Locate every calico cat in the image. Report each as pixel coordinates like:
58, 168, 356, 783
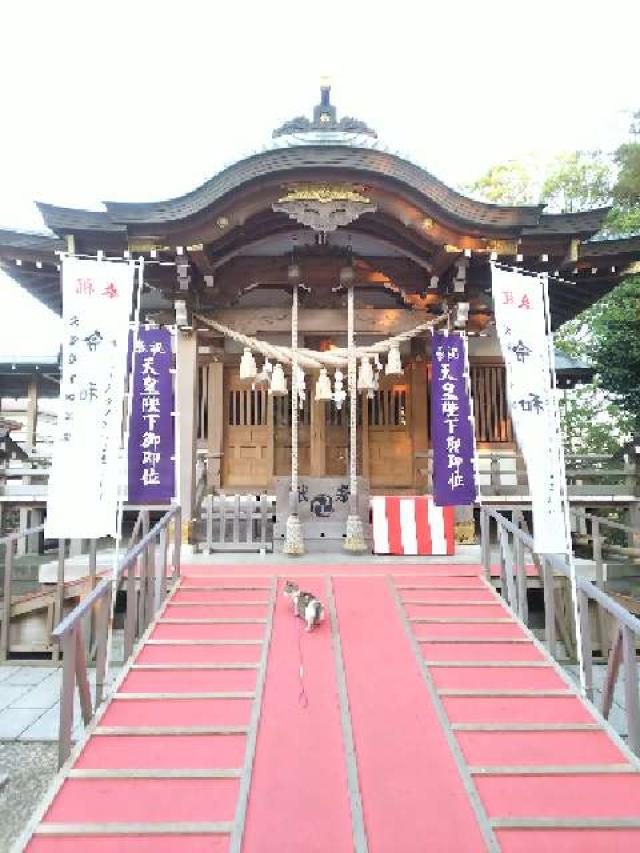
283, 580, 324, 631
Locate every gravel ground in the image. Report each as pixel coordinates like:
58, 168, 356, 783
0, 741, 58, 852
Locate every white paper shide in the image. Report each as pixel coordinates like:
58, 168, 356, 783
492, 265, 565, 553
45, 258, 134, 538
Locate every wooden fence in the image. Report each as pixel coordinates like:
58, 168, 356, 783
201, 493, 274, 553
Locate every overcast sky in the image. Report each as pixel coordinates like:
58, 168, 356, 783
1, 0, 638, 359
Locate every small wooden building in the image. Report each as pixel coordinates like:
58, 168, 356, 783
1, 85, 639, 527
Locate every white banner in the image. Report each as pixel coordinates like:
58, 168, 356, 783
492, 265, 566, 553
45, 258, 135, 539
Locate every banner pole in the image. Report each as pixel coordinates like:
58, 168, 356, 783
460, 329, 482, 507
541, 272, 586, 694
104, 257, 144, 687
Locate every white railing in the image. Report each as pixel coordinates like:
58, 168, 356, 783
480, 506, 640, 754
51, 505, 182, 767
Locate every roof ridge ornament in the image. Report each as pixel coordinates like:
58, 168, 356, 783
272, 182, 377, 233
272, 81, 377, 140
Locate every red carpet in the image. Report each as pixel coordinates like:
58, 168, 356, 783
333, 575, 487, 852
241, 577, 353, 852
22, 563, 640, 851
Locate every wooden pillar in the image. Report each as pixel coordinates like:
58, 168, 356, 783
206, 362, 223, 489
266, 392, 275, 488
310, 373, 326, 477
176, 330, 198, 534
19, 376, 39, 551
25, 376, 38, 454
361, 390, 369, 478
411, 360, 429, 493
347, 286, 357, 499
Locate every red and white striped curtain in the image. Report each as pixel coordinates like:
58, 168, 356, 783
371, 496, 454, 556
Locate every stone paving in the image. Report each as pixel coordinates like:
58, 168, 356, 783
0, 663, 120, 741
0, 741, 57, 851
0, 630, 123, 742
0, 638, 123, 850
565, 662, 634, 738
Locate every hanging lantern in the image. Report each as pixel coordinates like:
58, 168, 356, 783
240, 347, 257, 382
315, 367, 333, 402
385, 344, 403, 376
333, 369, 346, 409
269, 362, 288, 396
358, 356, 375, 391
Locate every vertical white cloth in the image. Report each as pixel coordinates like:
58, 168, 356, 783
45, 257, 135, 538
492, 265, 565, 553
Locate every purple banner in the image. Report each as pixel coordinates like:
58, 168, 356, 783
127, 328, 174, 504
431, 332, 477, 506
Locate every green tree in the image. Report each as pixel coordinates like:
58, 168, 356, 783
467, 133, 640, 452
466, 151, 612, 212
607, 117, 640, 233
558, 384, 633, 455
555, 308, 635, 454
604, 206, 640, 235
589, 277, 640, 432
612, 143, 640, 206
540, 151, 612, 213
465, 157, 541, 205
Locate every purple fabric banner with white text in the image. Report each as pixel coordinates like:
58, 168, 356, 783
431, 332, 477, 506
127, 328, 174, 504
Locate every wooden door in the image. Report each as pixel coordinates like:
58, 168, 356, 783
324, 397, 365, 477
325, 400, 348, 476
273, 390, 311, 478
222, 371, 271, 489
367, 377, 413, 491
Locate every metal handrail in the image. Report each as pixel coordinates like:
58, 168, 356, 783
51, 506, 180, 640
572, 507, 638, 535
1, 522, 81, 664
0, 522, 45, 545
52, 504, 182, 767
127, 509, 145, 550
481, 506, 640, 754
482, 506, 640, 635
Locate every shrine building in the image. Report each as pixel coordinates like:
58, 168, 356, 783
2, 84, 640, 536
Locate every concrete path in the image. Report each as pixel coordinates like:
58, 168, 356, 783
0, 664, 120, 741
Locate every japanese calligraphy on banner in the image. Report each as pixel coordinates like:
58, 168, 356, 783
127, 328, 175, 504
431, 332, 477, 506
45, 258, 135, 538
492, 265, 565, 553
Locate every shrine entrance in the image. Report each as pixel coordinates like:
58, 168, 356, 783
222, 370, 271, 489
367, 373, 413, 491
221, 362, 417, 493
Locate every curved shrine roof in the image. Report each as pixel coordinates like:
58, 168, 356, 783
96, 145, 547, 231
0, 84, 612, 243
0, 85, 636, 325
30, 142, 611, 244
